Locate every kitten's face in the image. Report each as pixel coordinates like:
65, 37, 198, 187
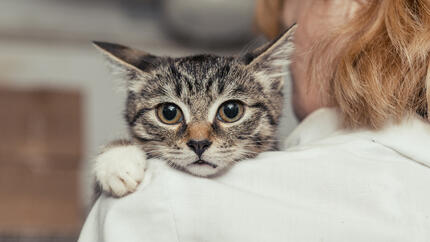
94, 26, 295, 176
125, 56, 284, 176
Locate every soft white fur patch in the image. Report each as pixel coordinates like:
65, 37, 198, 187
94, 145, 147, 197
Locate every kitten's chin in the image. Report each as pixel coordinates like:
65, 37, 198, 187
184, 163, 225, 177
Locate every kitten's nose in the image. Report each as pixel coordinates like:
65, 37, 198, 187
187, 139, 212, 157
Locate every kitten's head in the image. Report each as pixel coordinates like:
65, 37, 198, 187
94, 25, 295, 177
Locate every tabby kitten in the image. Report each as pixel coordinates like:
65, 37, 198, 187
93, 25, 295, 197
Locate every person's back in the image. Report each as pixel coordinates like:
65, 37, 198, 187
79, 108, 430, 242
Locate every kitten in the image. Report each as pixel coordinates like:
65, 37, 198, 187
93, 25, 295, 197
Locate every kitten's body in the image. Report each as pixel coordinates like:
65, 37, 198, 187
93, 26, 295, 197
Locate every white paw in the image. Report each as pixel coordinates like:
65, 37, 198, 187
94, 145, 146, 197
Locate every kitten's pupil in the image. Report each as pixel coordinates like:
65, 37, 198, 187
224, 102, 239, 119
163, 105, 177, 121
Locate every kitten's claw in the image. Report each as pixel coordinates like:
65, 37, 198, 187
94, 145, 146, 197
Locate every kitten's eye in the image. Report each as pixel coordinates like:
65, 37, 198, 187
157, 103, 183, 124
217, 100, 244, 123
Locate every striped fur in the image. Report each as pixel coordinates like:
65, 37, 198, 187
94, 25, 296, 177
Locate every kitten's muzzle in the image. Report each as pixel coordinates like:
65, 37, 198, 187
186, 139, 212, 157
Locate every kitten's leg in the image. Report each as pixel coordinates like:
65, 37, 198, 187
93, 140, 146, 197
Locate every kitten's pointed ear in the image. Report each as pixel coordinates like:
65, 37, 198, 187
93, 41, 159, 82
244, 24, 296, 67
242, 24, 296, 90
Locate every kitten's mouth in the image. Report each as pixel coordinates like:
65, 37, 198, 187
189, 159, 218, 168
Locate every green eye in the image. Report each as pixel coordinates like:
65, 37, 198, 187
157, 103, 183, 124
217, 100, 244, 123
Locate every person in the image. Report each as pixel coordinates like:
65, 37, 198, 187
256, 0, 430, 127
79, 0, 430, 241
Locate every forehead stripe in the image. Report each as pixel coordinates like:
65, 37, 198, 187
186, 78, 193, 92
206, 78, 214, 92
217, 80, 225, 94
169, 63, 182, 79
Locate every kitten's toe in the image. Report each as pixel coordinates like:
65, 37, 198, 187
106, 175, 133, 197
94, 145, 146, 197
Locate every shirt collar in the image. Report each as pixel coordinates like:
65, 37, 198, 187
284, 108, 342, 148
284, 108, 430, 168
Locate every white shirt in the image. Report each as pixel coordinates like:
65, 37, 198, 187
78, 108, 430, 242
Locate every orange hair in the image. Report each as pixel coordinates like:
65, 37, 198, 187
256, 0, 430, 129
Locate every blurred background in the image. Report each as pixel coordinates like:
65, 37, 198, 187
0, 0, 296, 241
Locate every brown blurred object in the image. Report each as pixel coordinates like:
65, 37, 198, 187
255, 0, 284, 39
0, 87, 82, 238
